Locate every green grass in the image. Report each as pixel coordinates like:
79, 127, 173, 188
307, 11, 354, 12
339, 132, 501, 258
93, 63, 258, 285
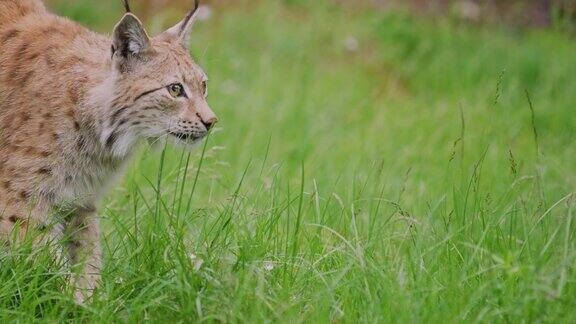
2, 0, 576, 322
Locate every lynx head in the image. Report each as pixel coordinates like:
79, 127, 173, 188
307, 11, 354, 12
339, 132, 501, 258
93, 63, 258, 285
102, 0, 217, 156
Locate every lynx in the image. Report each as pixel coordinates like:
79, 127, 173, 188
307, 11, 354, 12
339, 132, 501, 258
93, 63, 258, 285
0, 0, 217, 301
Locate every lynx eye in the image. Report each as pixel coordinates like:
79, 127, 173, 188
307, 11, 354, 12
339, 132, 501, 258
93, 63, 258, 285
168, 83, 186, 98
202, 81, 208, 98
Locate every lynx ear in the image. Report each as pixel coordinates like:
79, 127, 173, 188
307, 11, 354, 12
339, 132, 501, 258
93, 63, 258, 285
163, 0, 200, 49
111, 13, 152, 69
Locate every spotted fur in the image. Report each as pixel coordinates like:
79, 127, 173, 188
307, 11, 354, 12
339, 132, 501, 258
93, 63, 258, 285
0, 0, 217, 302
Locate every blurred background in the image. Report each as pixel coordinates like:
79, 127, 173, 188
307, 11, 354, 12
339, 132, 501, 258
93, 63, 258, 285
46, 0, 576, 31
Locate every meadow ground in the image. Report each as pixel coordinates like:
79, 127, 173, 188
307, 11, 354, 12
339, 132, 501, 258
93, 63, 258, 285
1, 0, 576, 322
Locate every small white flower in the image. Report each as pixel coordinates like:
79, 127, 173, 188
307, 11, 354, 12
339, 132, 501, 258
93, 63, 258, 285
343, 37, 359, 52
193, 258, 204, 272
263, 261, 274, 271
188, 252, 204, 272
115, 277, 124, 284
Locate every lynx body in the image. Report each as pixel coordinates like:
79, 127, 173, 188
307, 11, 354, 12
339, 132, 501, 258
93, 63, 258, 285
0, 0, 216, 301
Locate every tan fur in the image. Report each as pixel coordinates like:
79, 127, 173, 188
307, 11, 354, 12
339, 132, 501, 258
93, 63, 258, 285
0, 0, 217, 302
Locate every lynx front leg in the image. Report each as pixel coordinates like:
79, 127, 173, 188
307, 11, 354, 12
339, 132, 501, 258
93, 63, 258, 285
0, 199, 64, 258
66, 206, 102, 303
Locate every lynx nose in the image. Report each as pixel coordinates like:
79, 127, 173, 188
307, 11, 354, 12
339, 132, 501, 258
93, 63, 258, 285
196, 112, 218, 131
202, 117, 218, 131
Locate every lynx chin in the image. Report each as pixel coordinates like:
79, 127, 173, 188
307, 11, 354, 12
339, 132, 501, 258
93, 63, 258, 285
0, 0, 218, 302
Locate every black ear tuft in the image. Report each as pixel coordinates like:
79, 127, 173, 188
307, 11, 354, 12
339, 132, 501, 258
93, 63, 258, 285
122, 0, 131, 13
161, 0, 200, 49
